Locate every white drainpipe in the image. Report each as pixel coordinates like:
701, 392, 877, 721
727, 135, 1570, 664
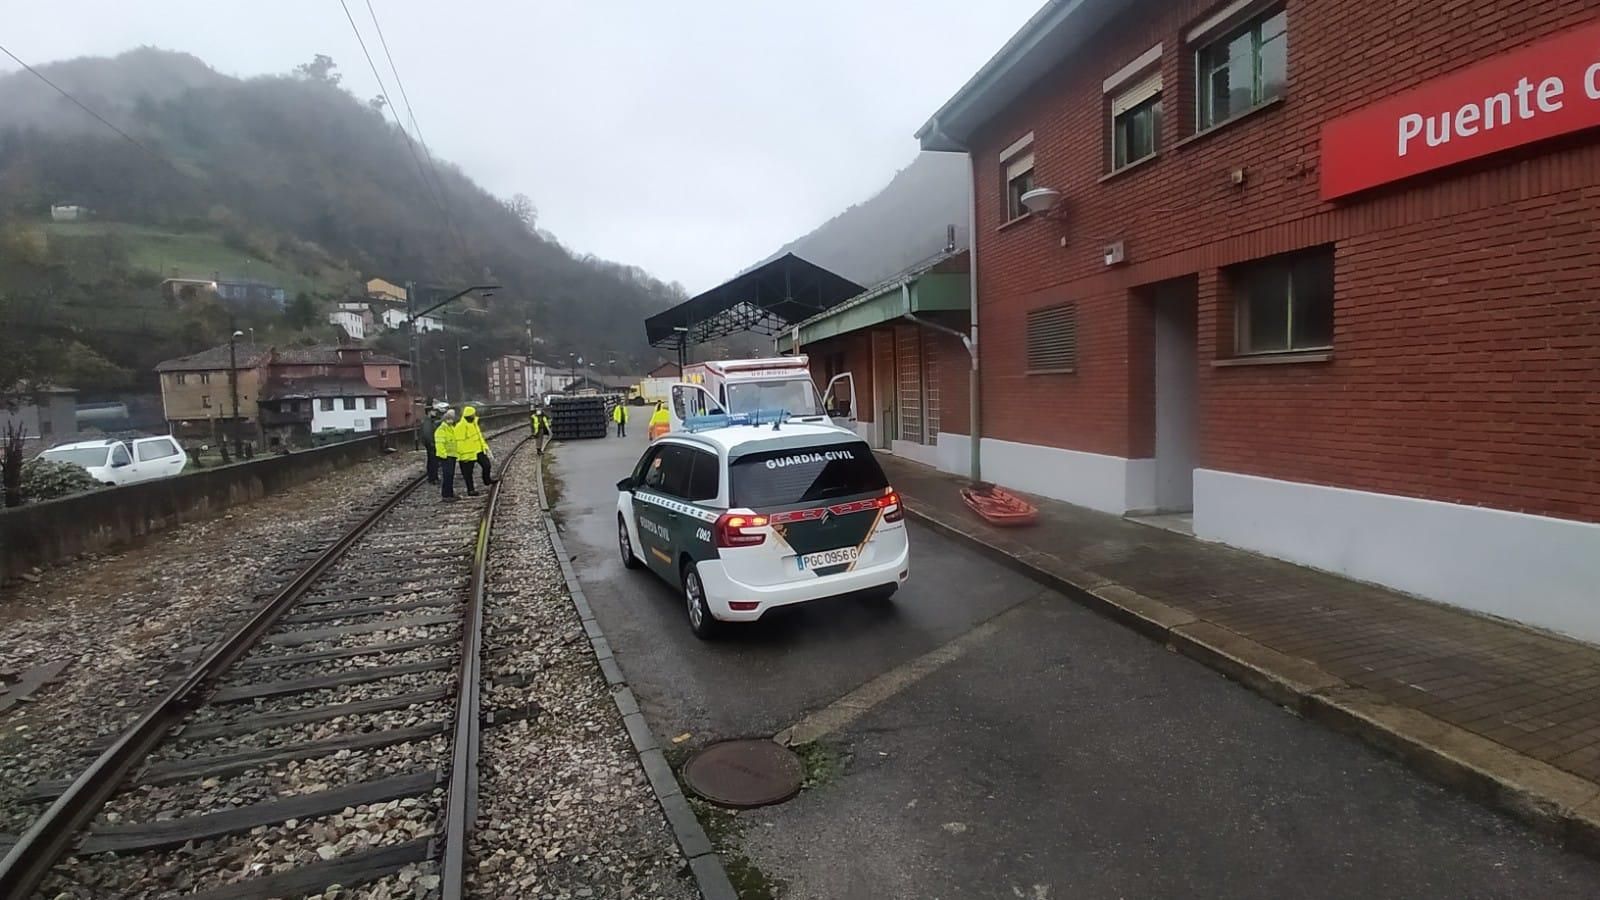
898, 137, 981, 484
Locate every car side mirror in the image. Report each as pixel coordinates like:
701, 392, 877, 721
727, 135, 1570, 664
616, 477, 635, 492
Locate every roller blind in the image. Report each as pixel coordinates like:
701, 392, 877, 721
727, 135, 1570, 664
1112, 74, 1162, 116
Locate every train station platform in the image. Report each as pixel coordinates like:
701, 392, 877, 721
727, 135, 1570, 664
878, 453, 1600, 850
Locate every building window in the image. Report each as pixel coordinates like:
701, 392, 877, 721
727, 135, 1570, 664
1230, 247, 1333, 355
1111, 74, 1162, 170
343, 397, 356, 410
175, 373, 187, 385
201, 395, 211, 408
379, 368, 388, 378
1000, 137, 1035, 222
321, 398, 334, 411
364, 397, 377, 409
199, 373, 211, 385
1195, 7, 1286, 131
1025, 304, 1077, 374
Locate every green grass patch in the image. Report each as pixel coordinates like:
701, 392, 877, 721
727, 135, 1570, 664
33, 220, 352, 295
793, 740, 847, 791
685, 796, 787, 900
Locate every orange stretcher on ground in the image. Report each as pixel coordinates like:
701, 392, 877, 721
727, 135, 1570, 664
961, 483, 1038, 526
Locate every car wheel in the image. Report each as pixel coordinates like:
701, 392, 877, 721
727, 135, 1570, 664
683, 562, 719, 640
618, 514, 644, 569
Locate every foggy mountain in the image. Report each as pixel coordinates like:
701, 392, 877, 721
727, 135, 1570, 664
754, 152, 970, 288
0, 48, 684, 375
0, 47, 225, 135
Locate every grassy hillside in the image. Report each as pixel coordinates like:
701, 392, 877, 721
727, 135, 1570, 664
32, 220, 356, 296
0, 47, 684, 399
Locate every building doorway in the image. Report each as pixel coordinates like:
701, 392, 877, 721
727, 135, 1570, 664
873, 329, 896, 449
1151, 277, 1199, 519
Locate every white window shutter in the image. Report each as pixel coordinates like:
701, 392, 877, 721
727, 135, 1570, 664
1005, 151, 1035, 182
1112, 74, 1162, 116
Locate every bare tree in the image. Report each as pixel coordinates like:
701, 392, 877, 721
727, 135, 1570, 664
2, 420, 24, 508
503, 193, 537, 232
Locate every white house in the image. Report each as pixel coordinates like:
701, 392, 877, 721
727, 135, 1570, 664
524, 359, 556, 398
328, 309, 366, 341
377, 306, 443, 333
310, 389, 388, 433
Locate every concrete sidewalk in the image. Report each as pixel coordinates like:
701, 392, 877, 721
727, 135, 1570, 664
880, 454, 1600, 853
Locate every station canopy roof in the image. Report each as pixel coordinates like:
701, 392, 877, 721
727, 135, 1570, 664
645, 254, 864, 348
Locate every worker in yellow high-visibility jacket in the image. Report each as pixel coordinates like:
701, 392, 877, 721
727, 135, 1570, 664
434, 408, 461, 501
612, 401, 629, 438
457, 405, 493, 487
530, 408, 552, 454
648, 401, 670, 441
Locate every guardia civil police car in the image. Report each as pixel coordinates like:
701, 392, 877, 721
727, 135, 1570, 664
615, 413, 909, 638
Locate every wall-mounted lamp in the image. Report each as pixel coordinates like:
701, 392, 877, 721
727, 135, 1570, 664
1020, 187, 1063, 215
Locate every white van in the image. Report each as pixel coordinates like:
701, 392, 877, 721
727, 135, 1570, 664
39, 437, 188, 487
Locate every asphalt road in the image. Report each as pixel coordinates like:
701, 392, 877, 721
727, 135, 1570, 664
550, 428, 1600, 899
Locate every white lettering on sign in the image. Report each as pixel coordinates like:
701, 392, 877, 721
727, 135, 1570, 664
764, 449, 857, 470
1537, 76, 1565, 112
1322, 22, 1600, 199
1397, 74, 1566, 156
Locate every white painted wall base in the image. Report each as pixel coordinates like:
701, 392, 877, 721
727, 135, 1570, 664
890, 438, 940, 470
969, 437, 1154, 515
1194, 469, 1600, 643
936, 432, 971, 477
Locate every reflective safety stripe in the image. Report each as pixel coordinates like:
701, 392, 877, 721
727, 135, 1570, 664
635, 491, 719, 522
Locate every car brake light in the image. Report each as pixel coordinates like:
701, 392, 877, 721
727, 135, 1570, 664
715, 512, 768, 547
881, 488, 903, 523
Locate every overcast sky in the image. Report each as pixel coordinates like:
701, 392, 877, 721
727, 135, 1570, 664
1, 0, 1042, 293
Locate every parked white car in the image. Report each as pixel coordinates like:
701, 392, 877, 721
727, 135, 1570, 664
39, 437, 189, 487
616, 417, 908, 638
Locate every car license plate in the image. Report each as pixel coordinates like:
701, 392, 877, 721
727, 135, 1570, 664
798, 547, 858, 570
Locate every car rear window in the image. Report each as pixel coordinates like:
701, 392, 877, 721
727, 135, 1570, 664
42, 447, 110, 467
730, 441, 887, 509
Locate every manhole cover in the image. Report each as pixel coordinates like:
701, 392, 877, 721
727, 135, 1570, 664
681, 739, 804, 808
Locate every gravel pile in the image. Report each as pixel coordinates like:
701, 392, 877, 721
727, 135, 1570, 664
469, 446, 696, 899
0, 451, 428, 834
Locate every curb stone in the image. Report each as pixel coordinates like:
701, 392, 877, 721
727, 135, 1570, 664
537, 457, 737, 900
902, 495, 1600, 859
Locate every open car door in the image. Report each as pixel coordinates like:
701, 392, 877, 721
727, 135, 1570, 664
822, 372, 859, 432
669, 382, 724, 432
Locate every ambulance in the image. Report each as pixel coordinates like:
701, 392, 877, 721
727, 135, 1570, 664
668, 356, 856, 433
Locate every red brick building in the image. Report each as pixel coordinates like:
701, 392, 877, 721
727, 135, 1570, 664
817, 0, 1600, 639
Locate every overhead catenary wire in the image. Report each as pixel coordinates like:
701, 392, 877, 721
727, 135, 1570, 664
337, 0, 475, 272
365, 0, 480, 277
363, 0, 456, 223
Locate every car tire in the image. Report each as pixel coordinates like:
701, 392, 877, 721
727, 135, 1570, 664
682, 562, 720, 640
618, 514, 644, 570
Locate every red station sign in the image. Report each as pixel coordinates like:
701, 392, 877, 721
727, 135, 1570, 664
1320, 21, 1600, 200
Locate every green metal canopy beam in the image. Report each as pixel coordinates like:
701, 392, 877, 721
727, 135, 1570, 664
777, 272, 970, 352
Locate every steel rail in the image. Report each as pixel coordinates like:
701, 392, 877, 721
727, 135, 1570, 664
440, 435, 530, 900
0, 420, 530, 899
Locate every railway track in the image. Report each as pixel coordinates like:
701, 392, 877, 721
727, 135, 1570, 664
0, 427, 530, 900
